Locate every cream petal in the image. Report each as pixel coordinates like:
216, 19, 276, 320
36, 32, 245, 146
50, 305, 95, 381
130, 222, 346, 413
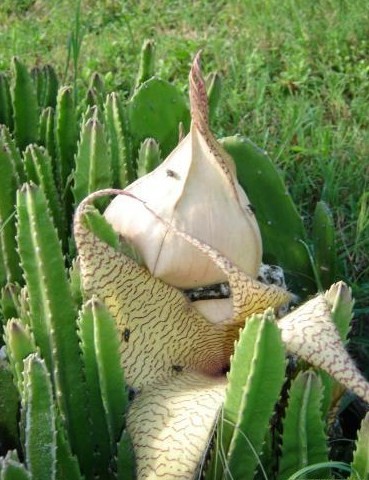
104, 52, 262, 310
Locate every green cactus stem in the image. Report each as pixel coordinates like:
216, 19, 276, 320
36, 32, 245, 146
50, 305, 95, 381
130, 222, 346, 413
312, 201, 338, 290
54, 415, 84, 480
78, 296, 129, 476
134, 39, 156, 91
11, 58, 39, 151
4, 319, 37, 395
16, 184, 94, 476
0, 125, 25, 183
350, 411, 369, 480
86, 72, 105, 112
1, 283, 21, 322
73, 107, 112, 205
0, 455, 31, 480
68, 260, 83, 309
137, 137, 161, 177
55, 86, 78, 188
89, 72, 106, 98
43, 64, 59, 109
208, 310, 285, 480
39, 107, 57, 166
116, 430, 135, 480
0, 73, 13, 131
0, 139, 22, 284
77, 300, 112, 476
104, 92, 133, 187
31, 64, 59, 110
90, 297, 128, 445
23, 144, 65, 243
31, 66, 45, 108
320, 282, 354, 416
0, 358, 20, 452
278, 371, 328, 480
22, 354, 56, 480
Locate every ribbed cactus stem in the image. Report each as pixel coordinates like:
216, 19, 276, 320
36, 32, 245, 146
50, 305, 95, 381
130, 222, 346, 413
86, 72, 105, 111
23, 354, 56, 480
90, 296, 128, 445
23, 144, 65, 243
0, 125, 24, 182
4, 319, 37, 395
43, 64, 59, 109
134, 39, 155, 91
0, 73, 13, 130
1, 282, 21, 321
312, 201, 338, 289
73, 107, 112, 205
78, 296, 129, 473
16, 184, 94, 476
77, 299, 113, 475
137, 137, 161, 176
31, 66, 45, 108
215, 311, 286, 480
0, 358, 19, 451
0, 456, 31, 479
55, 86, 77, 186
278, 371, 328, 480
39, 107, 57, 164
351, 411, 369, 480
104, 92, 133, 188
0, 136, 22, 284
11, 57, 39, 151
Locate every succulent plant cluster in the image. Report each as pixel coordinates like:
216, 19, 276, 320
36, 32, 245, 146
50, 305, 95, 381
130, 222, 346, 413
0, 41, 368, 480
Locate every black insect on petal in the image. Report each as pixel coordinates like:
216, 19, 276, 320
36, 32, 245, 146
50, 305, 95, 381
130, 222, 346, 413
123, 328, 130, 342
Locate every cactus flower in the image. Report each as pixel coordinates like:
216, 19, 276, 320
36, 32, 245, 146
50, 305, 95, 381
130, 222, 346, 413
104, 53, 262, 322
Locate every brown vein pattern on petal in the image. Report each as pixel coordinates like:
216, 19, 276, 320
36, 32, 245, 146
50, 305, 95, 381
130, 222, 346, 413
74, 190, 241, 388
277, 294, 369, 403
127, 372, 226, 479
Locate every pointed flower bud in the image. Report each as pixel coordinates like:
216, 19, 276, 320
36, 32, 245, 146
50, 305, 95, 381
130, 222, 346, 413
105, 53, 262, 321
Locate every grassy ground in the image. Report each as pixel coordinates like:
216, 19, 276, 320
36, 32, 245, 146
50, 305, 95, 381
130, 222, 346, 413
1, 0, 368, 299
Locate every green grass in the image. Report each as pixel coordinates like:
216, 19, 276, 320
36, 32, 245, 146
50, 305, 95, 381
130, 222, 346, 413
0, 0, 368, 293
